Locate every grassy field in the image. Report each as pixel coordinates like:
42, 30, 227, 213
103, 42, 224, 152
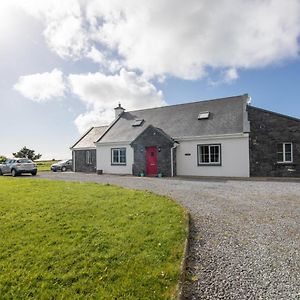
35, 160, 58, 172
0, 177, 187, 299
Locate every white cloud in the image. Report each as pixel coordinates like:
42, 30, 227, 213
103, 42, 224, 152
12, 0, 300, 135
13, 0, 89, 59
86, 46, 122, 72
14, 0, 300, 79
224, 68, 239, 83
14, 69, 66, 102
68, 69, 165, 133
209, 68, 239, 86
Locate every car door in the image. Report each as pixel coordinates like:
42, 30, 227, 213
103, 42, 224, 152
2, 160, 11, 174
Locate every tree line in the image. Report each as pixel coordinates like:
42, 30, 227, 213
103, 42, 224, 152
0, 147, 42, 163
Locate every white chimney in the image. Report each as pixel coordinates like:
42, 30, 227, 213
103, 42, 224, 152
114, 103, 125, 119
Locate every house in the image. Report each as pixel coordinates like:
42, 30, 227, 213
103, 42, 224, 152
71, 94, 300, 177
71, 126, 108, 172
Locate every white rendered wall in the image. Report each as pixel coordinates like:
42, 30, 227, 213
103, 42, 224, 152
176, 136, 250, 177
96, 144, 134, 174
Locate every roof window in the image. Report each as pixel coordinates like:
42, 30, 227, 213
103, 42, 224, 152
198, 111, 210, 120
132, 119, 144, 127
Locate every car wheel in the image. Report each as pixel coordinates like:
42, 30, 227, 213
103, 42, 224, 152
52, 169, 57, 172
0, 169, 3, 176
11, 169, 18, 177
31, 171, 37, 176
61, 166, 67, 172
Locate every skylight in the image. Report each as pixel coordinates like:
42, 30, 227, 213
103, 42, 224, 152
132, 119, 144, 127
198, 111, 210, 120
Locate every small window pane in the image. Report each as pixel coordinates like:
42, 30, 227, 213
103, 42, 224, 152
200, 146, 209, 163
277, 152, 283, 162
285, 153, 292, 162
277, 144, 283, 153
285, 143, 292, 153
210, 146, 219, 163
120, 149, 126, 163
113, 150, 119, 163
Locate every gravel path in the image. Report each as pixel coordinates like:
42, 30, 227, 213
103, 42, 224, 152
36, 172, 300, 299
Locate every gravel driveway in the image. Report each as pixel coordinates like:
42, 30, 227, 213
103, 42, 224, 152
36, 172, 300, 300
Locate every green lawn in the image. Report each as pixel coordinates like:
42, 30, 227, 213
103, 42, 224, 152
35, 160, 58, 172
0, 177, 188, 299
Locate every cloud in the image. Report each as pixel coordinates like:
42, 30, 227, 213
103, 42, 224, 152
15, 0, 300, 79
68, 69, 165, 133
14, 69, 66, 102
13, 0, 89, 59
12, 0, 300, 135
223, 68, 238, 83
209, 68, 239, 86
86, 46, 122, 72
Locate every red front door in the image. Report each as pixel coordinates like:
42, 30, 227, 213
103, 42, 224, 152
146, 147, 158, 176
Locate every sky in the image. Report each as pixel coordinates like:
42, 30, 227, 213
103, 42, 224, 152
1, 0, 300, 160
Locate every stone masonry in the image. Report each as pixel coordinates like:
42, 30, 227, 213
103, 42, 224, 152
248, 106, 300, 177
131, 125, 175, 177
73, 149, 97, 172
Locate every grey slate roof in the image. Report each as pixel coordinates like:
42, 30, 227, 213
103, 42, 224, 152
99, 95, 249, 143
72, 126, 108, 149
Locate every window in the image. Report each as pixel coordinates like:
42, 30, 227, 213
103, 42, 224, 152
86, 151, 92, 165
277, 143, 293, 163
17, 159, 32, 163
198, 144, 221, 165
132, 119, 144, 127
198, 111, 210, 120
111, 148, 126, 165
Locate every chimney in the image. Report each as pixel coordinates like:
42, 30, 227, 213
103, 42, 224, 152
114, 103, 125, 119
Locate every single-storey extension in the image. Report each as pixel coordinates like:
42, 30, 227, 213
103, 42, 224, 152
71, 94, 300, 177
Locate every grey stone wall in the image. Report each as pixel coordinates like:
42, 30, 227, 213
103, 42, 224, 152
248, 106, 300, 177
73, 149, 97, 172
131, 126, 175, 177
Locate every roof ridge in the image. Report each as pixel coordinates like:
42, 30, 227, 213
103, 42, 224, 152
125, 94, 247, 114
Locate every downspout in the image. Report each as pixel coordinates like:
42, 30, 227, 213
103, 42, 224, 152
170, 142, 179, 177
73, 150, 76, 172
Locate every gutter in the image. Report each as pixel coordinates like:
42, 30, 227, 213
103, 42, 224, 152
171, 142, 179, 177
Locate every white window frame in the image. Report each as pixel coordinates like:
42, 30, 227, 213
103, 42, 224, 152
277, 142, 293, 163
197, 144, 221, 166
111, 148, 126, 165
86, 150, 92, 165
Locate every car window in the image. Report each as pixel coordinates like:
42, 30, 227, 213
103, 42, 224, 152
17, 159, 32, 163
5, 160, 10, 164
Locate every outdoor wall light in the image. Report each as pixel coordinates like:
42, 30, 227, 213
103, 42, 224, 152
158, 147, 161, 152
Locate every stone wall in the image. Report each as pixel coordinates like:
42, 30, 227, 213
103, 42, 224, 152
73, 149, 97, 172
248, 106, 300, 177
131, 126, 175, 177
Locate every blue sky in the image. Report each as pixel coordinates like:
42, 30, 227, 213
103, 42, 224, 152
1, 0, 300, 159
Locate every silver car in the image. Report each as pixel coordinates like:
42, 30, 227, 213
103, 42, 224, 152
0, 158, 37, 177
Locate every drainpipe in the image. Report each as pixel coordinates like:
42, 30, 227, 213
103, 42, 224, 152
73, 150, 76, 172
170, 142, 179, 177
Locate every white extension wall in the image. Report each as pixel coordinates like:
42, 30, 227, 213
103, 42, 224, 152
96, 143, 134, 174
176, 134, 250, 177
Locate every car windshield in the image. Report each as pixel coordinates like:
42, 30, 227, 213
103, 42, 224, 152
59, 160, 69, 164
17, 159, 33, 163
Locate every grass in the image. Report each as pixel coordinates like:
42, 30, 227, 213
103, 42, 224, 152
0, 177, 188, 299
35, 160, 58, 172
